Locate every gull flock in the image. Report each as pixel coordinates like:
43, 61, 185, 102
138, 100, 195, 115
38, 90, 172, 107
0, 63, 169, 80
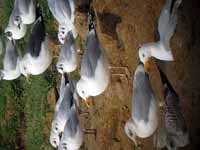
0, 0, 189, 149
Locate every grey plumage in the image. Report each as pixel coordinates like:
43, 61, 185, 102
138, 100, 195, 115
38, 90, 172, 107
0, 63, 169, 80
63, 107, 79, 139
51, 75, 74, 135
76, 13, 109, 102
159, 68, 189, 150
80, 29, 101, 78
0, 40, 21, 80
48, 0, 71, 24
132, 67, 153, 122
13, 0, 36, 25
50, 74, 78, 148
14, 0, 30, 15
5, 8, 27, 40
158, 0, 182, 46
3, 40, 18, 70
19, 12, 52, 76
0, 35, 3, 55
125, 64, 158, 145
55, 0, 72, 21
47, 0, 76, 44
58, 106, 83, 150
56, 31, 78, 73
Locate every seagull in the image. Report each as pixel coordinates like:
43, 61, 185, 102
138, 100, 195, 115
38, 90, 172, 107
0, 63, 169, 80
159, 68, 189, 150
19, 13, 52, 77
139, 0, 182, 71
56, 31, 78, 74
50, 74, 68, 148
47, 0, 76, 44
124, 64, 158, 146
13, 0, 36, 29
50, 75, 75, 148
0, 40, 21, 80
55, 74, 68, 112
76, 14, 109, 108
5, 6, 27, 40
58, 105, 83, 150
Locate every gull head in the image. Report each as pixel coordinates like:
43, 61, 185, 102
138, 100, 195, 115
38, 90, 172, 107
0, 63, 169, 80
57, 142, 68, 150
50, 130, 60, 148
58, 32, 66, 44
76, 80, 91, 108
5, 31, 13, 41
124, 119, 137, 145
56, 63, 64, 74
14, 16, 22, 29
5, 23, 27, 40
139, 45, 151, 73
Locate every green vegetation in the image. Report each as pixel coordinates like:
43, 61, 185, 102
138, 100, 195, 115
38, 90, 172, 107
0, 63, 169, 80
0, 0, 57, 149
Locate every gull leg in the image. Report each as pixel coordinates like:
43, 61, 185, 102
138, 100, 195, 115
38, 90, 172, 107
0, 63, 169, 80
108, 66, 131, 84
83, 129, 97, 140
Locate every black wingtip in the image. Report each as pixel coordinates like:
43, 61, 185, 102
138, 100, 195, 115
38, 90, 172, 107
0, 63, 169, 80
63, 73, 69, 85
54, 87, 59, 102
36, 4, 43, 19
87, 12, 95, 31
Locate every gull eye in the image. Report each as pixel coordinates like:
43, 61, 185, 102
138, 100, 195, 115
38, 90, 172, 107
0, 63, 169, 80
15, 16, 21, 23
82, 90, 85, 94
24, 66, 27, 70
142, 53, 145, 58
54, 141, 56, 144
6, 31, 12, 37
58, 67, 63, 70
55, 127, 58, 131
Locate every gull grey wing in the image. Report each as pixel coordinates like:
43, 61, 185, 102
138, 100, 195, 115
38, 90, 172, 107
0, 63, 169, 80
3, 41, 18, 70
26, 16, 45, 57
61, 32, 75, 60
0, 36, 3, 55
56, 0, 71, 19
80, 30, 101, 78
15, 0, 29, 15
158, 0, 171, 42
48, 0, 57, 19
132, 67, 154, 123
59, 73, 67, 96
158, 0, 181, 44
63, 108, 79, 138
55, 84, 73, 120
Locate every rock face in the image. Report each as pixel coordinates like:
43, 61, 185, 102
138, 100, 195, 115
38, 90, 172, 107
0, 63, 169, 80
75, 0, 200, 149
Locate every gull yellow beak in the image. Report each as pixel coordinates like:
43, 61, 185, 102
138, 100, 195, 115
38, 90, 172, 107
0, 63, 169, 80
144, 59, 150, 73
84, 97, 92, 108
